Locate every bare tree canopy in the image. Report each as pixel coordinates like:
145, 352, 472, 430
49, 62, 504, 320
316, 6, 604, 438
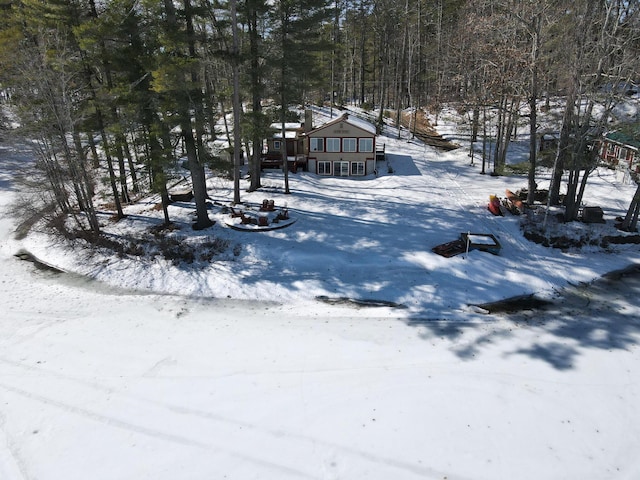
0, 0, 638, 233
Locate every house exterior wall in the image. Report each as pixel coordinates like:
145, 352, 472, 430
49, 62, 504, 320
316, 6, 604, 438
266, 138, 304, 157
599, 138, 640, 172
306, 116, 377, 176
262, 123, 307, 171
539, 133, 559, 152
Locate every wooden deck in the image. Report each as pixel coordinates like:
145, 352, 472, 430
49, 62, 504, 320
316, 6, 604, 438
260, 154, 307, 172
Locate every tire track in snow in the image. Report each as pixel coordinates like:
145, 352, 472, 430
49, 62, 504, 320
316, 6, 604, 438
0, 382, 206, 448
0, 412, 30, 480
0, 382, 326, 480
0, 358, 458, 480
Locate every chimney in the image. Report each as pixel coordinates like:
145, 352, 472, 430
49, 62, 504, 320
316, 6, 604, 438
304, 109, 313, 133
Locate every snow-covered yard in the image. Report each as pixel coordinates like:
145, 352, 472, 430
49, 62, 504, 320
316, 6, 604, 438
13, 109, 640, 319
1, 111, 640, 479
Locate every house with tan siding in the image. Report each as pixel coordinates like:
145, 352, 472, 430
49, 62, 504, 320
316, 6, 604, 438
305, 114, 377, 177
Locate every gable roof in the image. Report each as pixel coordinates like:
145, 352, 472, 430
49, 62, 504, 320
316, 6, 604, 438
309, 113, 376, 137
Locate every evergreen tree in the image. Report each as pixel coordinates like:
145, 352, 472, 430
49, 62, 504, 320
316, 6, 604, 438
240, 0, 270, 192
267, 0, 334, 194
152, 0, 214, 230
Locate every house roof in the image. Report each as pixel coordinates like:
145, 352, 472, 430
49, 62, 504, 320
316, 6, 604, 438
271, 122, 303, 131
274, 131, 298, 139
309, 113, 376, 137
605, 131, 640, 151
269, 122, 304, 139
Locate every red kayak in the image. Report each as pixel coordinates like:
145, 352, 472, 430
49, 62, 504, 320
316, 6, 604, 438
488, 195, 502, 216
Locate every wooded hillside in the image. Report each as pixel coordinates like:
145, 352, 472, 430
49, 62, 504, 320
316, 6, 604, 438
0, 0, 638, 233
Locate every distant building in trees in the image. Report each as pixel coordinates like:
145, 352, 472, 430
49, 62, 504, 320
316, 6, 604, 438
539, 132, 560, 153
598, 131, 640, 175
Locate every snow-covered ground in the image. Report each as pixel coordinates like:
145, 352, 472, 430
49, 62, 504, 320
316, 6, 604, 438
11, 107, 640, 319
1, 111, 640, 480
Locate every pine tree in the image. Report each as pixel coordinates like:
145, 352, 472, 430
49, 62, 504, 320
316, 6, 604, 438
240, 0, 270, 192
267, 0, 334, 193
152, 0, 214, 230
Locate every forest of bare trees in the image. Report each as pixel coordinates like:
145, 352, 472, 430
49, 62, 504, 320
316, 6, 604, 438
0, 0, 638, 234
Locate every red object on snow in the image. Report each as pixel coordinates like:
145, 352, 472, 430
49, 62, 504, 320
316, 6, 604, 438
488, 195, 502, 216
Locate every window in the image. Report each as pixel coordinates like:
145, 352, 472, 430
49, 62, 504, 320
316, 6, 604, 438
317, 161, 331, 175
359, 138, 373, 152
352, 161, 365, 176
326, 138, 340, 152
273, 140, 281, 151
619, 147, 628, 160
343, 138, 357, 152
310, 138, 324, 152
335, 161, 350, 176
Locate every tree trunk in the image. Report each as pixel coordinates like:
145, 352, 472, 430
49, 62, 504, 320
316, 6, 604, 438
471, 106, 480, 143
149, 127, 171, 226
63, 128, 100, 233
123, 132, 139, 194
280, 116, 290, 194
73, 130, 94, 197
248, 3, 263, 192
184, 0, 209, 170
496, 97, 517, 171
162, 0, 212, 230
183, 122, 213, 229
115, 140, 130, 204
493, 96, 508, 174
279, 6, 290, 195
481, 103, 487, 174
359, 0, 366, 105
574, 166, 592, 215
527, 17, 540, 205
394, 29, 407, 140
549, 91, 575, 205
38, 139, 71, 214
621, 184, 640, 231
87, 131, 99, 169
231, 0, 242, 204
96, 110, 124, 219
376, 59, 387, 134
563, 156, 579, 220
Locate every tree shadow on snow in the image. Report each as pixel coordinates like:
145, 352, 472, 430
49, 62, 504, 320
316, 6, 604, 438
0, 143, 34, 192
384, 153, 422, 176
405, 266, 640, 371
